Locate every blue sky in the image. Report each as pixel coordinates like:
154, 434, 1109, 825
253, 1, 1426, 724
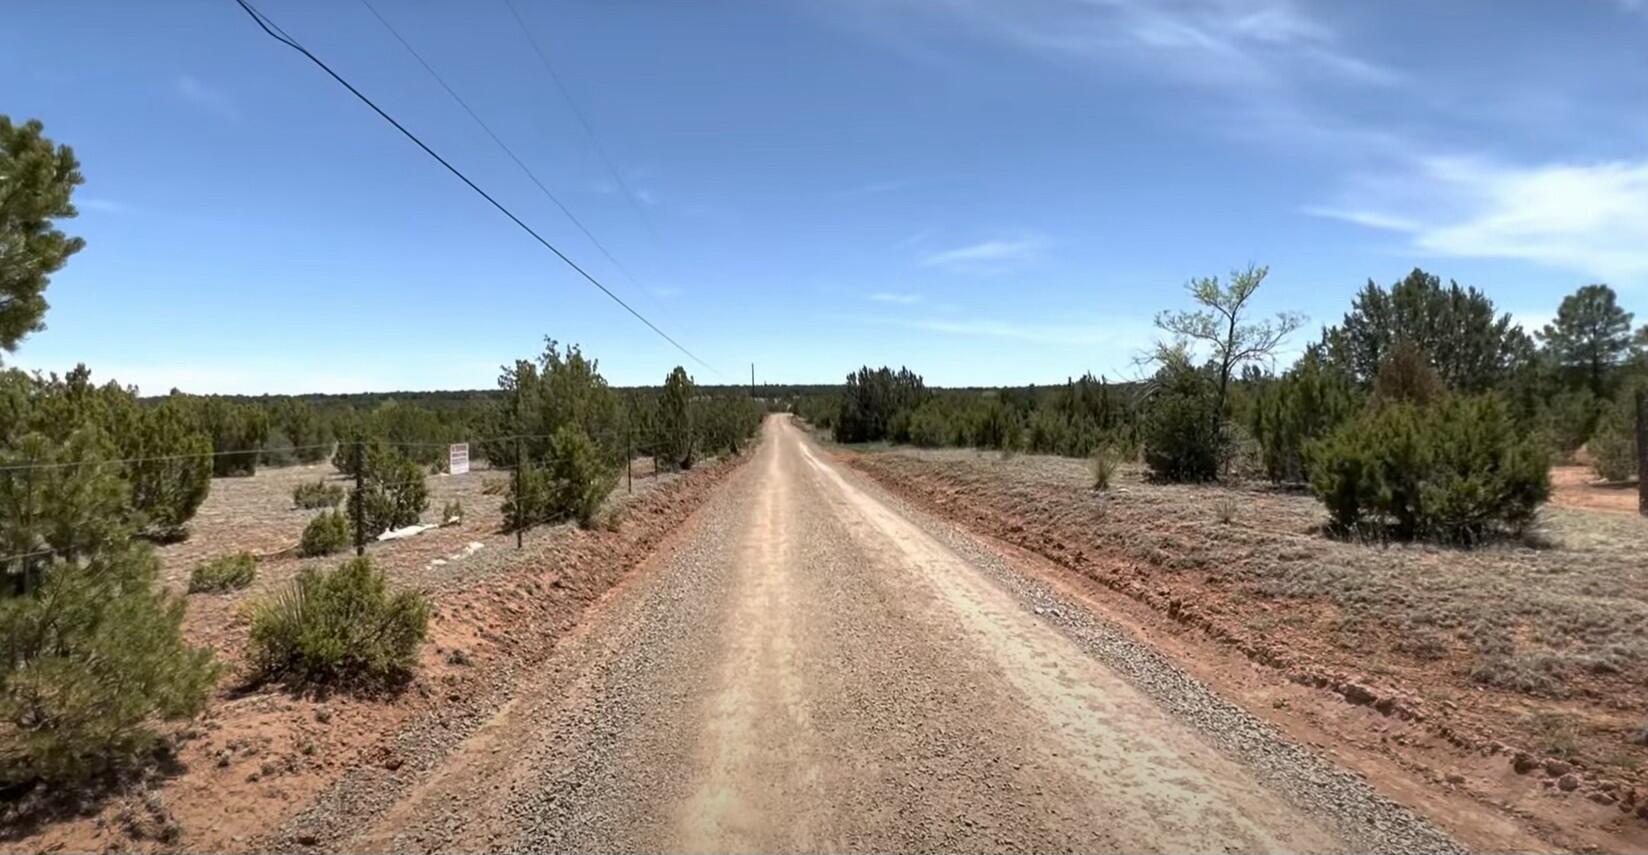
5, 0, 1648, 393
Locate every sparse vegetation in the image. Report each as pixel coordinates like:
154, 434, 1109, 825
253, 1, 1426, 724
187, 551, 256, 593
299, 509, 351, 557
246, 557, 429, 687
1090, 446, 1118, 490
1309, 394, 1549, 544
293, 479, 345, 509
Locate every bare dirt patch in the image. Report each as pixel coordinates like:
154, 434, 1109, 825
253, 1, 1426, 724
843, 445, 1648, 850
1550, 464, 1641, 515
4, 452, 748, 853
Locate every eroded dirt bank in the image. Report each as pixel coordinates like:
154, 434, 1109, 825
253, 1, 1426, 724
844, 444, 1648, 853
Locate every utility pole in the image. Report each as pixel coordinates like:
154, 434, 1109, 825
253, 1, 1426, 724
626, 421, 634, 495
750, 363, 755, 398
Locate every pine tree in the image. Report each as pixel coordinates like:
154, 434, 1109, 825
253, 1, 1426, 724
658, 366, 695, 470
1538, 284, 1635, 396
1324, 268, 1533, 392
0, 117, 84, 358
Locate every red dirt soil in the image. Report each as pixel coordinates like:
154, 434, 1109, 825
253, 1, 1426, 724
843, 448, 1648, 853
1550, 464, 1642, 514
3, 453, 749, 853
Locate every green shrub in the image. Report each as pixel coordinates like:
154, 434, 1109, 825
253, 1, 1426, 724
441, 498, 463, 524
0, 544, 218, 787
1308, 395, 1550, 544
292, 480, 344, 509
1589, 399, 1639, 483
299, 510, 350, 557
503, 425, 616, 530
1142, 356, 1223, 483
345, 445, 427, 538
1251, 352, 1359, 484
187, 552, 256, 593
246, 557, 429, 686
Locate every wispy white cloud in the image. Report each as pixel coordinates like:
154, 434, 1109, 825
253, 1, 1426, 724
175, 75, 238, 120
920, 234, 1047, 272
851, 0, 1398, 90
868, 291, 922, 304
1306, 157, 1648, 281
1299, 205, 1419, 232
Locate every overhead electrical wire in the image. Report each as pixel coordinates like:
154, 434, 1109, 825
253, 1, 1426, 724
231, 0, 717, 375
355, 0, 660, 313
500, 0, 660, 242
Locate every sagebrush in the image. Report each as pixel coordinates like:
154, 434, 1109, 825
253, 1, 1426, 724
246, 557, 429, 687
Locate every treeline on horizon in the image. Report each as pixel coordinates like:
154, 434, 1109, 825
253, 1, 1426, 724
789, 268, 1648, 545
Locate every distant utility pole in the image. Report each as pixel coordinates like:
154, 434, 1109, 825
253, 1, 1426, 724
750, 363, 756, 398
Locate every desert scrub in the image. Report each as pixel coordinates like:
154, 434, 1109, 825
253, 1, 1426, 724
187, 551, 256, 593
1308, 394, 1549, 545
292, 480, 344, 510
442, 498, 463, 524
0, 545, 218, 787
1090, 446, 1118, 490
247, 557, 430, 687
299, 509, 350, 557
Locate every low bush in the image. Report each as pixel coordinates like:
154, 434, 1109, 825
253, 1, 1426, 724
442, 498, 463, 525
1308, 395, 1549, 544
0, 544, 218, 787
292, 480, 344, 510
1588, 388, 1641, 483
187, 552, 256, 593
299, 510, 350, 557
246, 557, 429, 687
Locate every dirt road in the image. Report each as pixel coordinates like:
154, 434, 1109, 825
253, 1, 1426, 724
297, 416, 1457, 853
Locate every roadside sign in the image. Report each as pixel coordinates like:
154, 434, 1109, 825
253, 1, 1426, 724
448, 443, 470, 475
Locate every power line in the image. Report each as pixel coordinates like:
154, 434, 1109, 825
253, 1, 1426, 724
500, 0, 660, 242
355, 0, 660, 314
231, 0, 717, 375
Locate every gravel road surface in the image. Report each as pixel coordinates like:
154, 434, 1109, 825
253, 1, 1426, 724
334, 416, 1458, 853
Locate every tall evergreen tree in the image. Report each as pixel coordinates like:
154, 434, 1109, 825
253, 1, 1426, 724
658, 366, 696, 470
0, 117, 84, 359
1538, 284, 1634, 396
1324, 268, 1532, 393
